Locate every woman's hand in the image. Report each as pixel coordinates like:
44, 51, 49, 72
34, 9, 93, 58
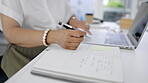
68, 17, 92, 35
47, 29, 86, 50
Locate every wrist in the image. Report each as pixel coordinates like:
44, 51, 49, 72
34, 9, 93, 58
46, 30, 57, 45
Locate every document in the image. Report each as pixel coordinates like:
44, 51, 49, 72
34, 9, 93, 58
32, 44, 123, 83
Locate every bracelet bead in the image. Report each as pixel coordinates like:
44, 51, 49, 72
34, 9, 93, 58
42, 29, 50, 47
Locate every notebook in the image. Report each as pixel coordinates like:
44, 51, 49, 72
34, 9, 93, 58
31, 44, 123, 83
84, 2, 148, 49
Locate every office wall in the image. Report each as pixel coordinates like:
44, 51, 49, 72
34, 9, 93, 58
93, 0, 103, 19
69, 0, 104, 20
131, 0, 139, 19
69, 0, 94, 20
131, 0, 147, 19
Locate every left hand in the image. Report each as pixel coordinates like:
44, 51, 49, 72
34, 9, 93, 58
69, 18, 92, 35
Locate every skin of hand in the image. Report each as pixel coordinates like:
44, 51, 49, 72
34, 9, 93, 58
68, 16, 92, 35
47, 29, 86, 50
46, 16, 90, 50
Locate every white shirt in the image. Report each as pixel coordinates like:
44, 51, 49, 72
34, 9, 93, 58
0, 0, 74, 30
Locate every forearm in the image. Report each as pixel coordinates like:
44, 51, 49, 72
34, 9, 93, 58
1, 14, 49, 48
4, 27, 45, 48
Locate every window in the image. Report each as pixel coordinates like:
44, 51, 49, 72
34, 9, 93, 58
103, 0, 132, 22
69, 0, 93, 20
69, 0, 132, 22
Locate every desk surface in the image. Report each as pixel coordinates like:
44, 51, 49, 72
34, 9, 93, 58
5, 22, 148, 83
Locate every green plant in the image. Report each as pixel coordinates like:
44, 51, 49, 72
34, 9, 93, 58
106, 0, 124, 8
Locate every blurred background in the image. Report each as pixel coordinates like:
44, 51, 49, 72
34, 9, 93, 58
0, 0, 148, 82
0, 0, 147, 55
68, 0, 144, 22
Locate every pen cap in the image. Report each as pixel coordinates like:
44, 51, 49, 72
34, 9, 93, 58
58, 22, 62, 25
58, 22, 76, 30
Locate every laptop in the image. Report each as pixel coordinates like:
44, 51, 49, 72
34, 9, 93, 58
85, 2, 148, 49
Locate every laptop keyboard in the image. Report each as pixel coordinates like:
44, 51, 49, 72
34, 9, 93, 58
105, 33, 129, 46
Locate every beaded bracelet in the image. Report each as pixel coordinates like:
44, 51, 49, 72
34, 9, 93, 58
42, 29, 50, 47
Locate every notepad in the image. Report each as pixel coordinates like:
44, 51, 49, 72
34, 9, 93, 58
31, 44, 123, 83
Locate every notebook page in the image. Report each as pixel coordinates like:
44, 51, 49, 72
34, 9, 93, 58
32, 44, 123, 83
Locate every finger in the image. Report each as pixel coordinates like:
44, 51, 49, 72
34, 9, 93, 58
85, 29, 92, 35
63, 42, 80, 50
78, 23, 92, 35
85, 24, 90, 30
77, 27, 92, 35
69, 30, 86, 37
68, 43, 80, 50
68, 37, 84, 43
81, 28, 92, 35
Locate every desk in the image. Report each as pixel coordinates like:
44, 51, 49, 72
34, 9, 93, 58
5, 22, 148, 83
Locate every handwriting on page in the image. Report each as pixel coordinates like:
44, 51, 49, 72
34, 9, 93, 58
64, 52, 114, 76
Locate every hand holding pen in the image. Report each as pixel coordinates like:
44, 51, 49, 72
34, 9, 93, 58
68, 19, 92, 35
58, 22, 92, 36
44, 21, 88, 50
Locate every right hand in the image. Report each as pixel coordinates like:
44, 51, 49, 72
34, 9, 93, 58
47, 29, 86, 50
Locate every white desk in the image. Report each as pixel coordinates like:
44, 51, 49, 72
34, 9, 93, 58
5, 22, 148, 83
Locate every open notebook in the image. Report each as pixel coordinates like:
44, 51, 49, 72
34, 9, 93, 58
31, 44, 123, 83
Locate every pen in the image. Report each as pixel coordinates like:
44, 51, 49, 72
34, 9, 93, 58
58, 22, 87, 33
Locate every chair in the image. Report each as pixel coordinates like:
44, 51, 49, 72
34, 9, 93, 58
0, 56, 8, 83
0, 25, 8, 82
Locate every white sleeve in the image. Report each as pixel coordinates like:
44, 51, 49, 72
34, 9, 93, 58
64, 0, 74, 23
0, 0, 23, 27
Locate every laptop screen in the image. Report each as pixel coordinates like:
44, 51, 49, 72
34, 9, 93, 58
128, 2, 148, 47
